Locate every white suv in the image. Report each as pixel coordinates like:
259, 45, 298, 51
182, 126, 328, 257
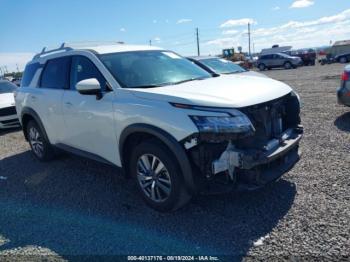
16, 43, 303, 211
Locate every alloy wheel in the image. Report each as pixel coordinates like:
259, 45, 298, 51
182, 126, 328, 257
136, 154, 172, 203
29, 126, 44, 158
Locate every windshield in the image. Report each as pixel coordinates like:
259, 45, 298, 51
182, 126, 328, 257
99, 51, 212, 88
199, 58, 246, 74
0, 81, 17, 94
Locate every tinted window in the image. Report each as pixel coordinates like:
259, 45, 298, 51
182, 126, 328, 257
41, 57, 70, 89
21, 63, 41, 87
70, 56, 106, 90
99, 51, 211, 88
0, 80, 17, 94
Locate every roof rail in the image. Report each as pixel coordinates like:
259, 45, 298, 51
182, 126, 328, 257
33, 41, 125, 60
33, 42, 73, 60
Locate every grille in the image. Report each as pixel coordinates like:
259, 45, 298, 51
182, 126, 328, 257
238, 94, 300, 150
0, 119, 19, 125
0, 106, 17, 117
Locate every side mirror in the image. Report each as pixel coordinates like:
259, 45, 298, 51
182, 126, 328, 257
76, 78, 102, 99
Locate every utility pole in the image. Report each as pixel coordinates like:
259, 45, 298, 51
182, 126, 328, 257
248, 23, 251, 57
16, 64, 20, 73
196, 28, 200, 56
149, 40, 152, 46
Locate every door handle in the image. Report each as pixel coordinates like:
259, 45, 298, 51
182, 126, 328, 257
30, 95, 37, 101
65, 102, 73, 107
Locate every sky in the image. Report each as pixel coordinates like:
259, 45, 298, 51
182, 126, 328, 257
1, 0, 350, 72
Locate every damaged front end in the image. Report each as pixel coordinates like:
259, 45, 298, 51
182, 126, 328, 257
182, 92, 303, 193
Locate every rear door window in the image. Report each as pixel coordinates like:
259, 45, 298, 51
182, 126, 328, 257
40, 57, 71, 89
70, 56, 106, 90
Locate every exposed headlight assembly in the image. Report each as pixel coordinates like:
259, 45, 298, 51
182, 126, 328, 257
190, 113, 254, 134
170, 103, 255, 134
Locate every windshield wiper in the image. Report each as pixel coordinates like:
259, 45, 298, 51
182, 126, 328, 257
172, 77, 209, 85
128, 83, 171, 89
222, 71, 245, 75
128, 77, 210, 89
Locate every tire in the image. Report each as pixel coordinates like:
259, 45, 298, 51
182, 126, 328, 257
284, 62, 292, 70
129, 139, 191, 212
258, 64, 266, 71
26, 120, 55, 161
340, 57, 348, 64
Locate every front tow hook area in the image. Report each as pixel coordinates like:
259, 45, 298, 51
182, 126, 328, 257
211, 128, 302, 190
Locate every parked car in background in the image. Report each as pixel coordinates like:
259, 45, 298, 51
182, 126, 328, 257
188, 56, 267, 78
284, 49, 316, 66
16, 43, 303, 211
257, 53, 303, 71
335, 53, 350, 64
0, 80, 20, 129
11, 78, 22, 87
337, 65, 350, 107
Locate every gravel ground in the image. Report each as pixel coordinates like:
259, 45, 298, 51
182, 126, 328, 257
0, 64, 349, 261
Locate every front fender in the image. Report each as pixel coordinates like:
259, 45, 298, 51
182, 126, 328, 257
119, 123, 196, 193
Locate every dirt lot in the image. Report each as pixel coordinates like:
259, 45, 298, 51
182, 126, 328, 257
0, 64, 349, 260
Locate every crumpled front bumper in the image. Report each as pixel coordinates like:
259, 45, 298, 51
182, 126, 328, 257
211, 126, 303, 190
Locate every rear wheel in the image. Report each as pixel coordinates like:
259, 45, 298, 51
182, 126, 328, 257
129, 140, 191, 212
26, 121, 55, 161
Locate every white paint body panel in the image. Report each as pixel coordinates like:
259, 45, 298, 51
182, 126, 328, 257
0, 93, 15, 108
130, 74, 292, 108
0, 93, 19, 129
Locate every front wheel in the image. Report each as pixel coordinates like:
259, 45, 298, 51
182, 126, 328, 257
284, 62, 292, 69
129, 140, 191, 212
258, 64, 266, 71
340, 57, 348, 64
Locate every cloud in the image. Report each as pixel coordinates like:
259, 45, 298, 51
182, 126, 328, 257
0, 53, 34, 72
220, 18, 257, 28
154, 37, 161, 42
153, 20, 157, 24
290, 0, 314, 8
120, 28, 126, 32
204, 8, 350, 54
222, 29, 239, 35
176, 19, 192, 24
272, 6, 280, 11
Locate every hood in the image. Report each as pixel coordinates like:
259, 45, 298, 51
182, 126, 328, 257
130, 74, 292, 108
0, 93, 15, 108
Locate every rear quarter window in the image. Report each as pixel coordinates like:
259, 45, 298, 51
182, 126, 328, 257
21, 63, 42, 87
